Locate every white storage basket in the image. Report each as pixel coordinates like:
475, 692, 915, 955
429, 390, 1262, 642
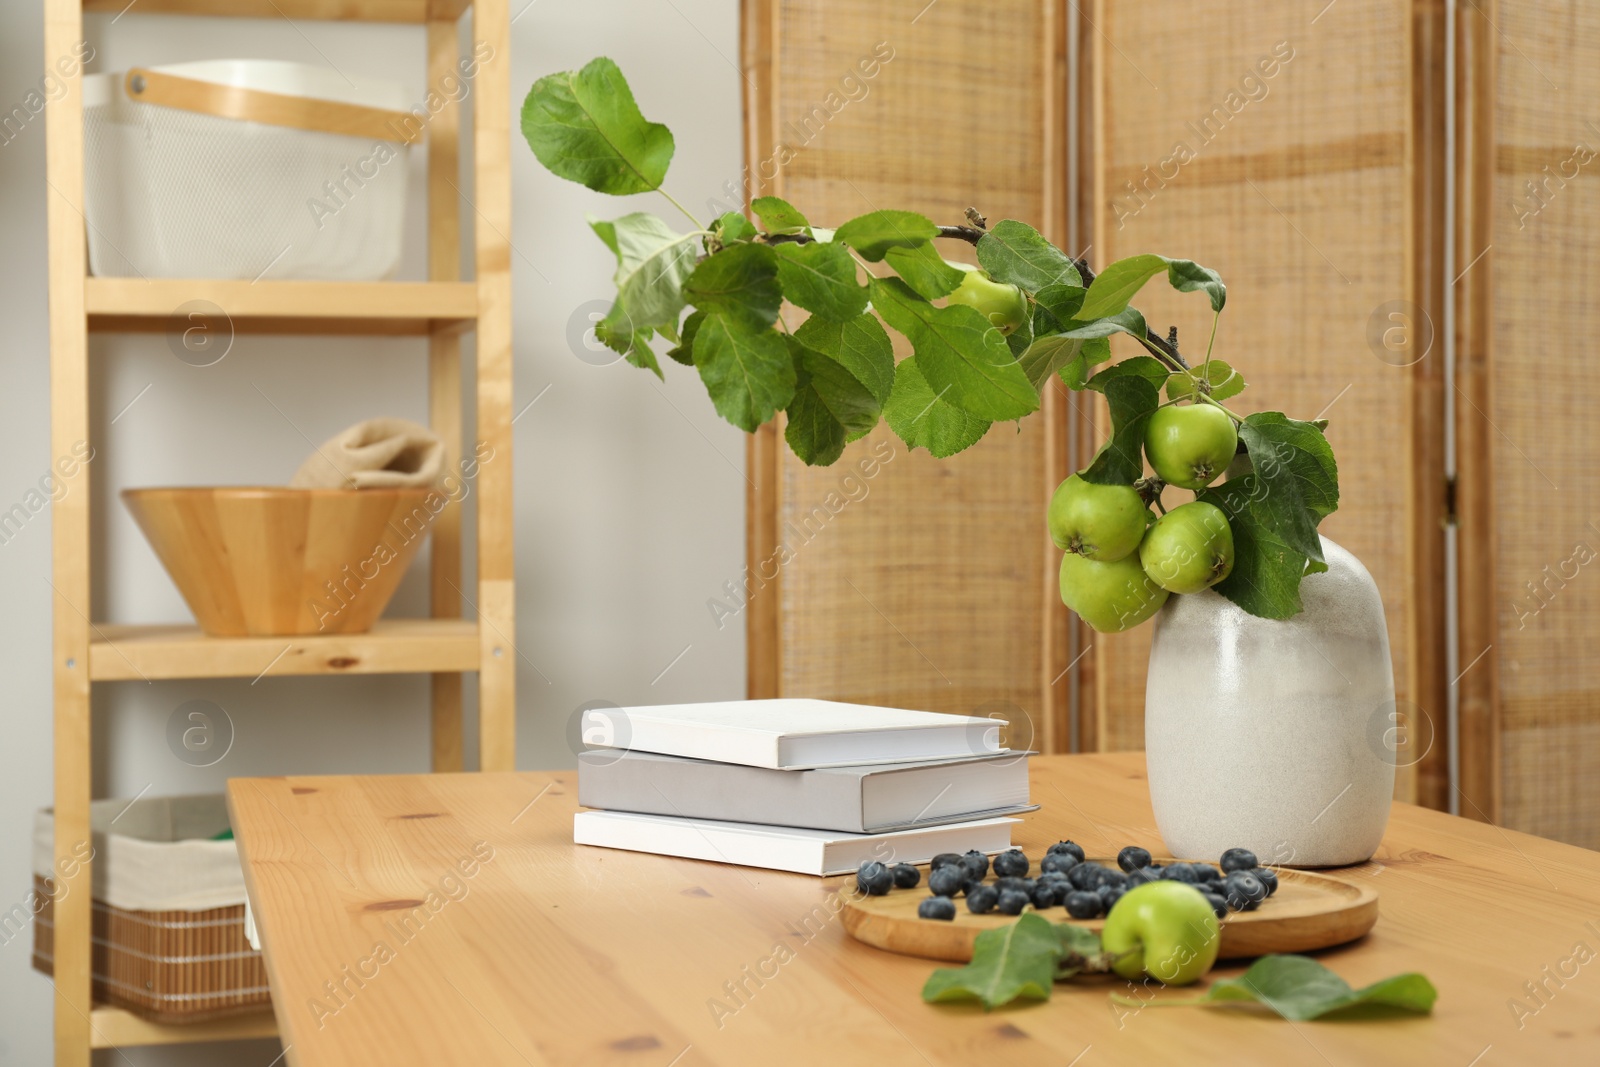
83, 60, 416, 281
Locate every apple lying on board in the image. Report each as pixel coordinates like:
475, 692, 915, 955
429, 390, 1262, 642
1144, 402, 1238, 490
1100, 880, 1222, 985
1047, 474, 1151, 562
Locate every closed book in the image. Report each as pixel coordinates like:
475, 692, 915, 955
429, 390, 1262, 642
578, 750, 1035, 833
579, 697, 1001, 769
572, 810, 1018, 876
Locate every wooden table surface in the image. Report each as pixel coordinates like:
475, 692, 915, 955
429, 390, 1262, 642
228, 753, 1600, 1066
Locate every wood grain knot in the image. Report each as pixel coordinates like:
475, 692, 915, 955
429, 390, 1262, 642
610, 1035, 661, 1051
680, 886, 712, 898
326, 656, 359, 669
397, 812, 443, 820
364, 899, 426, 912
291, 787, 318, 795
992, 1023, 1029, 1039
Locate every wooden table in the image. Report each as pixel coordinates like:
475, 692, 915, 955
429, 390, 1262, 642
228, 754, 1600, 1066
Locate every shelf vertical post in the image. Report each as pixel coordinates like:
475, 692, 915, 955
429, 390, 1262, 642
471, 0, 516, 772
427, 14, 466, 773
44, 0, 93, 1061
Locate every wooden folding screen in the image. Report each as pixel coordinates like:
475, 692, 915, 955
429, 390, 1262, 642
1457, 1, 1600, 847
740, 1, 1074, 749
1075, 0, 1448, 803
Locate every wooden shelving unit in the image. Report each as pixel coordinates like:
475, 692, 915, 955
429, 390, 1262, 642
43, 0, 516, 1062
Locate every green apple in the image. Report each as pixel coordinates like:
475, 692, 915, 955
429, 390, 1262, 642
946, 265, 1028, 335
1047, 474, 1150, 562
1144, 403, 1238, 490
1139, 501, 1235, 594
1059, 552, 1169, 633
1100, 880, 1221, 985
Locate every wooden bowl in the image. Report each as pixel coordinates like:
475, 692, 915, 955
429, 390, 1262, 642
122, 486, 441, 636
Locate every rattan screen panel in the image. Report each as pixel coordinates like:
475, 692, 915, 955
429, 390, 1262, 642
1479, 1, 1600, 848
1087, 0, 1414, 752
750, 1, 1064, 736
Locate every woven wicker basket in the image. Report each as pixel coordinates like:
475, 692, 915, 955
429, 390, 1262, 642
31, 875, 270, 1023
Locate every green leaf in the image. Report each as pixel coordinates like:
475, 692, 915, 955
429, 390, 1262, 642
1004, 311, 1034, 361
870, 277, 1039, 422
1055, 924, 1116, 979
1032, 284, 1086, 333
1080, 372, 1160, 485
922, 914, 1062, 1010
1057, 306, 1150, 344
794, 313, 895, 405
1019, 334, 1087, 392
784, 337, 881, 465
834, 210, 939, 261
883, 357, 991, 458
884, 241, 967, 300
1122, 955, 1437, 1021
588, 212, 698, 334
713, 211, 758, 244
691, 314, 796, 432
684, 243, 782, 332
594, 312, 662, 379
1085, 355, 1169, 393
521, 57, 674, 195
1072, 338, 1112, 388
1239, 412, 1340, 522
1167, 360, 1247, 402
751, 196, 809, 233
976, 220, 1081, 292
666, 309, 704, 366
774, 241, 867, 321
1079, 254, 1226, 319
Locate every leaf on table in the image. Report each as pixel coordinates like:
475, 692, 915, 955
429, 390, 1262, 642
1055, 924, 1115, 979
883, 357, 991, 458
922, 914, 1063, 1010
884, 240, 967, 300
587, 212, 699, 336
750, 195, 810, 234
690, 313, 796, 432
976, 220, 1081, 292
684, 243, 782, 332
783, 337, 881, 466
775, 241, 868, 322
521, 57, 674, 195
870, 277, 1039, 421
1079, 253, 1226, 319
1116, 955, 1438, 1021
833, 209, 940, 261
793, 312, 896, 405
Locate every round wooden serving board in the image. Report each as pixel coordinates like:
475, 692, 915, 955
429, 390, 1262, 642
842, 859, 1378, 963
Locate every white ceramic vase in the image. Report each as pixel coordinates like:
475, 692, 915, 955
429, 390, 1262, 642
1144, 537, 1395, 867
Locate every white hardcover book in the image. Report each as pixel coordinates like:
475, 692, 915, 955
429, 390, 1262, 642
572, 811, 1018, 876
580, 697, 1002, 769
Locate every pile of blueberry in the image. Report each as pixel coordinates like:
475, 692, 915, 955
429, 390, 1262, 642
854, 843, 1280, 922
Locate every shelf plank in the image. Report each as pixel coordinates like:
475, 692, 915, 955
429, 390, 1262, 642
89, 1006, 278, 1048
83, 0, 472, 22
86, 278, 477, 337
89, 619, 481, 681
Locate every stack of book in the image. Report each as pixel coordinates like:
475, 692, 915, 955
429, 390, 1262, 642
574, 698, 1035, 875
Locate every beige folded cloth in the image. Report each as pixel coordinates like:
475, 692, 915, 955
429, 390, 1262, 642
290, 418, 444, 489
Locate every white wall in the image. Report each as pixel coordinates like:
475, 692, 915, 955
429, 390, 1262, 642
0, 3, 744, 1062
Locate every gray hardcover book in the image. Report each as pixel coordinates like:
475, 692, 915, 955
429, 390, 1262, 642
577, 749, 1035, 833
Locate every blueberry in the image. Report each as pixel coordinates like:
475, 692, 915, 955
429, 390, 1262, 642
1251, 867, 1279, 896
856, 861, 893, 896
1030, 882, 1059, 909
1046, 840, 1087, 863
1223, 870, 1267, 910
995, 889, 1030, 916
1190, 864, 1222, 884
1098, 884, 1126, 912
1040, 852, 1080, 875
918, 895, 957, 921
889, 863, 920, 889
1064, 890, 1103, 919
1117, 846, 1153, 872
1125, 866, 1163, 887
1038, 869, 1072, 886
928, 865, 968, 898
966, 884, 999, 914
993, 876, 1030, 894
1220, 847, 1258, 873
1067, 863, 1104, 891
1096, 869, 1128, 891
930, 852, 965, 870
1201, 892, 1229, 919
1144, 864, 1166, 881
960, 849, 990, 881
1162, 863, 1197, 883
992, 849, 1030, 878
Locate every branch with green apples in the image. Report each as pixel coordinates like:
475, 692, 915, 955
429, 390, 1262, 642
521, 58, 1341, 626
